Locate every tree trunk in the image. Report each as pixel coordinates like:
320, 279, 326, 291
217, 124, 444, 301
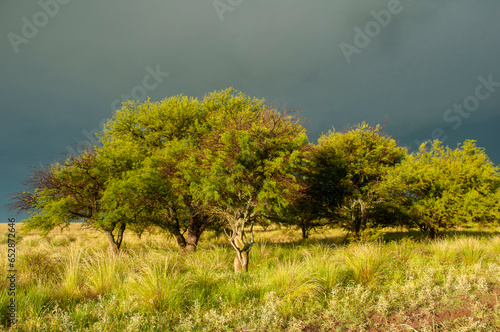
351, 198, 367, 238
301, 226, 309, 239
105, 231, 120, 255
104, 223, 126, 255
116, 222, 126, 249
186, 231, 199, 253
186, 212, 209, 252
227, 211, 254, 273
359, 199, 367, 232
428, 227, 437, 240
352, 199, 360, 237
234, 250, 249, 273
173, 232, 187, 252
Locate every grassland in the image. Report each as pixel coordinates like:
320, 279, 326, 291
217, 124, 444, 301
1, 223, 500, 331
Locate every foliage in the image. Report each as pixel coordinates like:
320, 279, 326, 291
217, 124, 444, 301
269, 152, 332, 240
9, 88, 500, 255
188, 89, 310, 271
312, 122, 407, 237
7, 148, 130, 253
383, 139, 500, 238
98, 96, 209, 252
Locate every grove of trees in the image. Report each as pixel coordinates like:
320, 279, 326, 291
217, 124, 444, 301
9, 89, 500, 272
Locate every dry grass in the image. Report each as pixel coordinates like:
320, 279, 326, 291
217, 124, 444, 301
0, 222, 499, 331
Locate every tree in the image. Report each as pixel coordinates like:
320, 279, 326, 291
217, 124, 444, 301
9, 148, 129, 254
9, 165, 73, 233
12, 91, 221, 253
273, 193, 326, 240
314, 123, 407, 237
382, 140, 500, 238
189, 89, 310, 272
268, 162, 330, 240
99, 96, 213, 252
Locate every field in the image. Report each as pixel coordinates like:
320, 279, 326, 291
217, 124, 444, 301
1, 223, 500, 331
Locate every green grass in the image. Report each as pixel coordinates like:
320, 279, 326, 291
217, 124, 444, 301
1, 223, 500, 331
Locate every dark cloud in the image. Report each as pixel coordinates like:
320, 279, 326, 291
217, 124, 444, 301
2, 0, 500, 220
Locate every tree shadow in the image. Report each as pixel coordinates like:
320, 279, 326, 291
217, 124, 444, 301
382, 228, 500, 243
441, 229, 500, 238
201, 226, 500, 251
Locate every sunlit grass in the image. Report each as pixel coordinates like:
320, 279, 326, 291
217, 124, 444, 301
130, 254, 187, 312
0, 223, 499, 331
59, 246, 85, 299
343, 243, 389, 286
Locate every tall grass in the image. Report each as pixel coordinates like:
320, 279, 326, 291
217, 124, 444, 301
130, 254, 187, 312
0, 224, 499, 331
343, 243, 389, 286
265, 258, 325, 317
84, 249, 129, 296
59, 246, 85, 299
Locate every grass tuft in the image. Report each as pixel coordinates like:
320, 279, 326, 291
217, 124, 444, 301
344, 243, 389, 286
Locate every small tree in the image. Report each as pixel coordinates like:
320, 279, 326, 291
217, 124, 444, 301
269, 164, 330, 240
382, 140, 500, 238
190, 89, 310, 272
9, 148, 128, 254
314, 123, 407, 238
99, 96, 214, 252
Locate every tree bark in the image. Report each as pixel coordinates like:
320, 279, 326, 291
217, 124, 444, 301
227, 209, 254, 273
301, 226, 309, 239
359, 199, 367, 233
173, 232, 187, 252
104, 223, 126, 255
428, 226, 438, 240
352, 199, 360, 236
116, 222, 126, 249
234, 250, 249, 273
185, 212, 209, 252
351, 198, 367, 237
186, 232, 199, 252
105, 231, 120, 255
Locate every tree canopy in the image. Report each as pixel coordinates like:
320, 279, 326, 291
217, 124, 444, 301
9, 89, 500, 271
382, 139, 500, 238
187, 90, 310, 271
312, 123, 407, 237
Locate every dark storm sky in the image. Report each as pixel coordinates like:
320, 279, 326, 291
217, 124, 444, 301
2, 0, 500, 221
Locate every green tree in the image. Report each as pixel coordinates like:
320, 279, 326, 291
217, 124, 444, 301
314, 123, 407, 238
190, 89, 310, 272
268, 160, 331, 240
382, 140, 500, 238
99, 96, 213, 252
10, 148, 129, 254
